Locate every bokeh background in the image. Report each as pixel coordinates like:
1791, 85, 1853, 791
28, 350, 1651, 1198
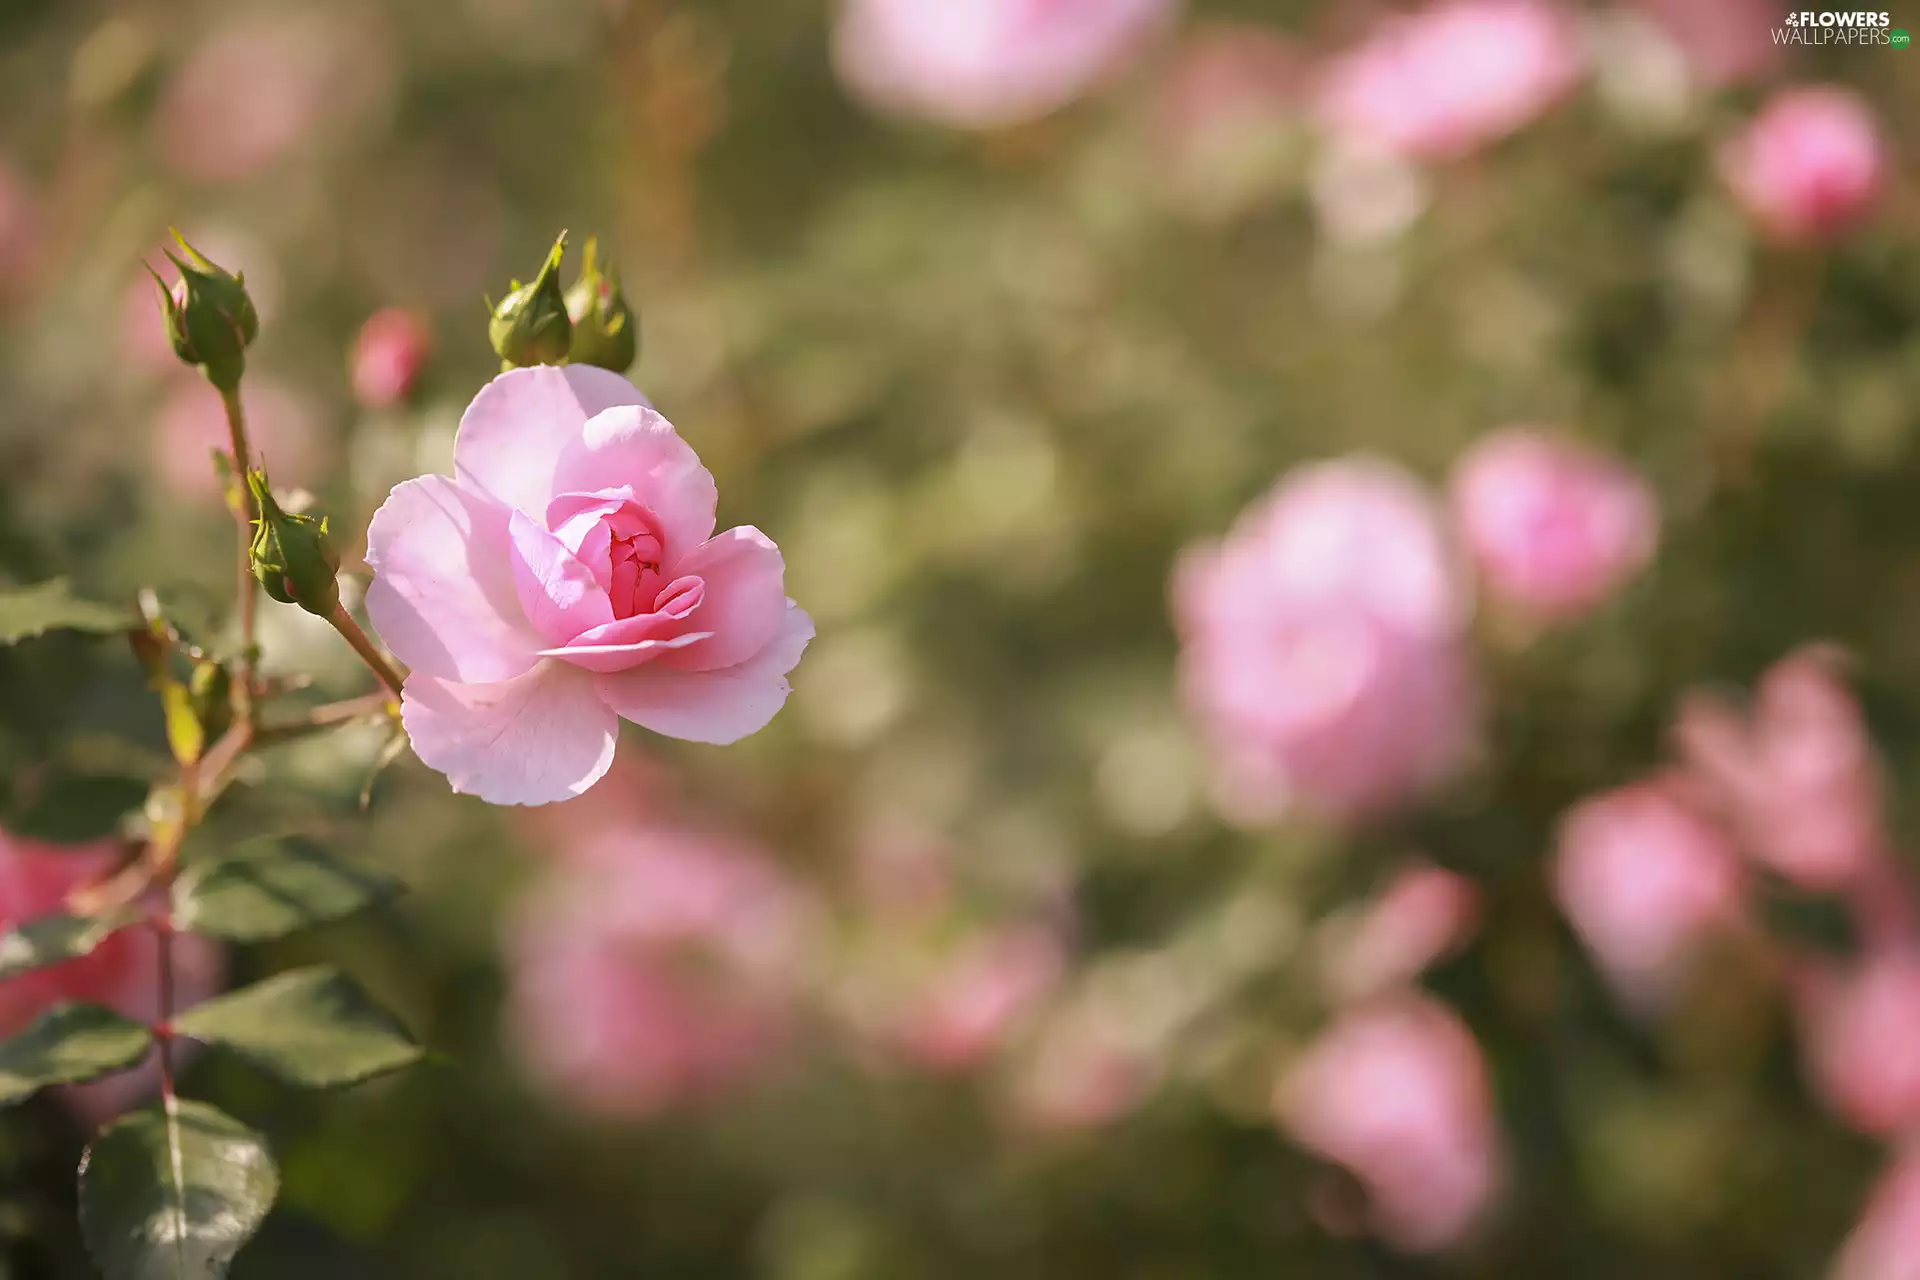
1, 0, 1918, 1275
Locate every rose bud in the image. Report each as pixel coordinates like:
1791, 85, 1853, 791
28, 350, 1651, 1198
151, 229, 258, 392
247, 470, 341, 616
489, 232, 573, 370
564, 236, 639, 374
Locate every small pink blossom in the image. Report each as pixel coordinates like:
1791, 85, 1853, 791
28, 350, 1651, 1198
834, 0, 1178, 130
1675, 646, 1886, 893
1552, 777, 1747, 1007
351, 308, 432, 410
1324, 862, 1481, 1002
0, 830, 222, 1126
505, 828, 812, 1118
365, 366, 812, 806
1450, 428, 1659, 621
155, 377, 324, 503
1276, 994, 1504, 1252
1315, 0, 1581, 162
1720, 87, 1886, 245
1173, 457, 1478, 824
1831, 1145, 1920, 1280
1796, 948, 1920, 1137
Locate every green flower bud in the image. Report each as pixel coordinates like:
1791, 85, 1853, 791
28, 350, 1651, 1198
488, 232, 573, 369
564, 237, 639, 373
151, 230, 258, 393
187, 659, 234, 743
247, 472, 341, 618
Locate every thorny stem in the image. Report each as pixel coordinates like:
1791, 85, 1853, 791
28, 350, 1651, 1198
326, 603, 408, 699
219, 384, 259, 719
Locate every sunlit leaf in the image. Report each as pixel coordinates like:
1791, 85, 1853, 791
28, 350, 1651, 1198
0, 1004, 151, 1104
171, 967, 423, 1089
0, 579, 131, 644
79, 1098, 277, 1280
170, 839, 401, 943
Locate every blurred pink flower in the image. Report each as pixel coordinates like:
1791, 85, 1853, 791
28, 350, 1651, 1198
1315, 0, 1581, 162
1832, 1145, 1920, 1280
1675, 647, 1885, 893
365, 366, 812, 806
1172, 457, 1478, 824
834, 0, 1178, 130
1720, 87, 1886, 245
1633, 0, 1782, 86
155, 376, 325, 503
1006, 999, 1155, 1131
1153, 23, 1300, 155
1552, 777, 1746, 1007
1324, 862, 1481, 1002
1796, 948, 1920, 1137
0, 159, 39, 293
0, 830, 222, 1127
1276, 994, 1503, 1252
890, 926, 1065, 1072
1450, 428, 1659, 621
506, 827, 813, 1118
351, 308, 433, 410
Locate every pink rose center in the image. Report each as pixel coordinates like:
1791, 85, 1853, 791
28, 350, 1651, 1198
547, 490, 684, 622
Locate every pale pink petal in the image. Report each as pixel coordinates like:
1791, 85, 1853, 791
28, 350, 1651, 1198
454, 365, 652, 516
365, 475, 543, 683
553, 405, 718, 562
596, 602, 813, 745
509, 510, 614, 647
660, 528, 789, 672
542, 631, 712, 676
401, 661, 618, 806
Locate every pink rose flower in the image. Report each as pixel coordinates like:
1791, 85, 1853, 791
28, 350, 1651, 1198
155, 377, 324, 504
1323, 862, 1481, 1002
505, 827, 813, 1118
351, 308, 433, 410
0, 830, 223, 1126
1720, 86, 1886, 245
834, 0, 1178, 130
1552, 777, 1746, 1007
1276, 994, 1504, 1252
1795, 948, 1920, 1137
1832, 1145, 1920, 1280
1173, 457, 1478, 824
1674, 646, 1886, 893
1315, 0, 1581, 162
1450, 428, 1659, 622
365, 366, 812, 806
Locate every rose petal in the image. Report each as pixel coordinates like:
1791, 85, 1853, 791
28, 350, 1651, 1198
597, 601, 814, 744
554, 405, 717, 562
455, 365, 652, 516
510, 511, 614, 646
401, 660, 619, 806
542, 630, 712, 675
365, 475, 543, 682
660, 527, 790, 673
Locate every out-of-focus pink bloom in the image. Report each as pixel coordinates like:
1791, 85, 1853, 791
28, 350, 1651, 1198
1795, 949, 1920, 1137
1552, 777, 1746, 1007
365, 366, 811, 806
155, 377, 324, 503
1831, 1145, 1920, 1280
0, 160, 39, 293
1276, 994, 1503, 1252
156, 13, 392, 182
1633, 0, 1781, 86
1315, 0, 1581, 162
1172, 457, 1478, 825
119, 271, 180, 375
834, 0, 1178, 130
1449, 428, 1659, 621
1720, 87, 1886, 245
0, 831, 223, 1126
506, 828, 813, 1118
351, 308, 432, 410
1006, 998, 1156, 1131
1324, 863, 1480, 1002
1675, 647, 1885, 893
892, 927, 1065, 1072
1154, 23, 1300, 156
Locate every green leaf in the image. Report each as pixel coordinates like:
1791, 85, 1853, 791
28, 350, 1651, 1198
0, 907, 142, 981
0, 1004, 152, 1104
10, 773, 150, 843
170, 838, 401, 943
79, 1098, 278, 1280
171, 967, 422, 1089
0, 579, 131, 644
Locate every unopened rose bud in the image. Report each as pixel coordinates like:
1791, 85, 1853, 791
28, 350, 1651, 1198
351, 307, 432, 409
151, 229, 258, 392
563, 237, 638, 373
488, 232, 572, 369
247, 470, 340, 617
